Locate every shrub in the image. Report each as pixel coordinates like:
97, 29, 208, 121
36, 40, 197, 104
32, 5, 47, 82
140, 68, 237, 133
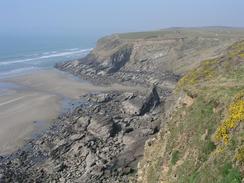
178, 58, 218, 87
235, 146, 244, 163
228, 41, 244, 59
215, 93, 244, 144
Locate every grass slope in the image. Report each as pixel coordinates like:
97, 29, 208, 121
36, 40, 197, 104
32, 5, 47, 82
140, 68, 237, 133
138, 40, 244, 183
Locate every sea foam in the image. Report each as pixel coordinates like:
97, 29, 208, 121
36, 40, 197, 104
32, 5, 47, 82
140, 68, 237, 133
0, 48, 92, 66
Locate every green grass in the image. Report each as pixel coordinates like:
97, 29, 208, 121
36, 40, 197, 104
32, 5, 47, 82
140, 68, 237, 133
163, 83, 244, 182
118, 30, 172, 39
146, 157, 163, 183
218, 163, 242, 183
202, 140, 216, 157
171, 150, 180, 165
188, 171, 200, 183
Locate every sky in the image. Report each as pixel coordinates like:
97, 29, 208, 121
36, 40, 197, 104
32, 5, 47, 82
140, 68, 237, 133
0, 0, 244, 38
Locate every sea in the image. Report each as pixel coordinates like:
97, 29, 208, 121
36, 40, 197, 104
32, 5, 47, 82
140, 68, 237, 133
0, 35, 96, 78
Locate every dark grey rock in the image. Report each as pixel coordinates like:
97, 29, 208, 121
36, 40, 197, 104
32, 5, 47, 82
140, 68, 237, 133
122, 86, 160, 116
93, 93, 112, 103
106, 46, 133, 73
0, 174, 3, 181
87, 115, 114, 140
140, 86, 160, 115
122, 98, 143, 116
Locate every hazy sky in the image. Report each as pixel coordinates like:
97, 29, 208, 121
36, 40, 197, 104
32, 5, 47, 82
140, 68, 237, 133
0, 0, 244, 37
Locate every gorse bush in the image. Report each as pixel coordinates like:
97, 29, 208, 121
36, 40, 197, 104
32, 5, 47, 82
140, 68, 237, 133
228, 40, 244, 59
215, 92, 244, 144
178, 58, 218, 87
235, 146, 244, 163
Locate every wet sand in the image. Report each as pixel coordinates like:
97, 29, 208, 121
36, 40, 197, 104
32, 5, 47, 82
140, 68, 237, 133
0, 69, 141, 155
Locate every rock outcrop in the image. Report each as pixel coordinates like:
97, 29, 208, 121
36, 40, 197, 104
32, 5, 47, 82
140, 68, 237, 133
122, 86, 160, 116
0, 90, 163, 183
87, 115, 114, 140
56, 27, 244, 89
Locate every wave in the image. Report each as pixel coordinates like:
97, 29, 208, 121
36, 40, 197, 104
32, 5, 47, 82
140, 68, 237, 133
0, 67, 39, 77
0, 48, 93, 66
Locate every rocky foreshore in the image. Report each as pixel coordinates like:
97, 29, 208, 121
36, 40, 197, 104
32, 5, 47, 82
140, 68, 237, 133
0, 85, 168, 183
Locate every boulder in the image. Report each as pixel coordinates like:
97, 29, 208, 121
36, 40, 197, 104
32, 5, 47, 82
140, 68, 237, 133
91, 93, 112, 103
122, 86, 160, 116
140, 86, 160, 115
87, 115, 114, 140
122, 134, 137, 145
76, 116, 90, 130
85, 152, 96, 168
122, 98, 143, 116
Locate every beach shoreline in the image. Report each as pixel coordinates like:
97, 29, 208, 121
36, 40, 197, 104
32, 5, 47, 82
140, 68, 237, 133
0, 69, 141, 155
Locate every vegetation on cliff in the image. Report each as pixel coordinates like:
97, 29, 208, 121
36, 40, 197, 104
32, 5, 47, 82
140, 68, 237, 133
137, 41, 244, 183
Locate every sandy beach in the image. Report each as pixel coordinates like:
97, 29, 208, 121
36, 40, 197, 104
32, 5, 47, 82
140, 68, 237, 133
0, 69, 140, 155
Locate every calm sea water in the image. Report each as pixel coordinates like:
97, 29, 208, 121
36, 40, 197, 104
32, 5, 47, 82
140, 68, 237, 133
0, 35, 96, 77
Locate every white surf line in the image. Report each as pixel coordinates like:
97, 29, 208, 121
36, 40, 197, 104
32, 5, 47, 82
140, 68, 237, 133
0, 96, 26, 107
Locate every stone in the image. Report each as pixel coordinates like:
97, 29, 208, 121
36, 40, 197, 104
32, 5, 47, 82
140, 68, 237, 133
59, 177, 66, 183
123, 92, 135, 100
140, 86, 160, 115
69, 143, 82, 155
122, 86, 160, 116
121, 98, 143, 116
77, 116, 90, 130
69, 134, 84, 141
95, 93, 112, 103
178, 93, 194, 107
122, 134, 136, 145
0, 174, 4, 180
80, 147, 90, 158
50, 140, 71, 157
87, 115, 114, 139
86, 152, 96, 168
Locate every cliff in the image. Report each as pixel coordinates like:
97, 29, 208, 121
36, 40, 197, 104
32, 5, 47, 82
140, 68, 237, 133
137, 40, 244, 183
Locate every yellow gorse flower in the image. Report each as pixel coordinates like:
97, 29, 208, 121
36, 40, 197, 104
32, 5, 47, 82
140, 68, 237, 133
215, 93, 244, 144
235, 146, 244, 162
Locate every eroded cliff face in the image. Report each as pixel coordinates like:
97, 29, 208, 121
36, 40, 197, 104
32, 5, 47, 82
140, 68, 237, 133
57, 28, 244, 89
137, 41, 244, 183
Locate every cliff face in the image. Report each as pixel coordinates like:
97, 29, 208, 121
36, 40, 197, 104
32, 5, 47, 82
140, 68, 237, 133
137, 41, 244, 183
57, 28, 244, 89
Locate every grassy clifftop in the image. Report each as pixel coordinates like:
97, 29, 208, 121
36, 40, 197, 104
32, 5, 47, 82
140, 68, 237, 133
137, 41, 244, 183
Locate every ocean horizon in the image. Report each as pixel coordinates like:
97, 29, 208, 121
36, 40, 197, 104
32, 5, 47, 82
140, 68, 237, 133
0, 35, 95, 77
